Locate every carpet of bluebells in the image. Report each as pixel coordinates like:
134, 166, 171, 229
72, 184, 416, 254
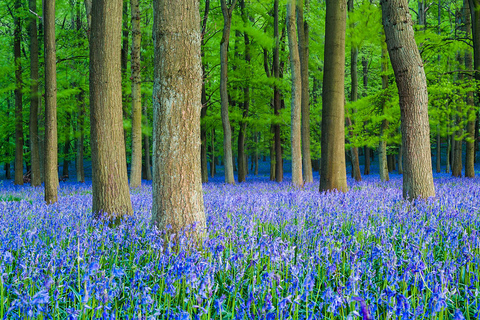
0, 172, 480, 320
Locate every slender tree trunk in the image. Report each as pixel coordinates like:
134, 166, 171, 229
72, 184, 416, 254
297, 0, 312, 183
62, 113, 71, 177
347, 0, 361, 182
398, 137, 403, 174
152, 0, 206, 236
220, 0, 238, 185
287, 0, 303, 188
361, 56, 371, 175
143, 104, 152, 181
14, 0, 23, 186
238, 0, 250, 183
273, 0, 283, 182
320, 0, 347, 192
210, 128, 216, 177
76, 90, 85, 183
5, 163, 11, 180
90, 0, 133, 220
446, 127, 451, 173
44, 0, 58, 203
200, 0, 210, 183
130, 0, 142, 188
121, 1, 129, 155
270, 129, 276, 181
29, 0, 41, 186
379, 35, 389, 182
254, 133, 259, 175
381, 0, 435, 199
436, 129, 441, 173
466, 0, 475, 177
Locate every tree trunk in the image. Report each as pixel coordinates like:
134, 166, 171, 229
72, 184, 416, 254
76, 90, 85, 183
152, 0, 206, 237
273, 0, 283, 182
14, 0, 23, 186
238, 0, 250, 183
210, 128, 216, 178
121, 1, 129, 155
361, 56, 371, 175
446, 130, 451, 173
320, 0, 347, 192
90, 0, 133, 220
44, 0, 58, 203
398, 138, 403, 174
347, 0, 361, 182
5, 163, 11, 180
130, 0, 142, 188
270, 129, 276, 181
436, 129, 441, 173
200, 0, 210, 184
287, 0, 303, 188
62, 114, 71, 178
466, 0, 475, 178
297, 0, 312, 183
143, 105, 152, 181
381, 0, 435, 199
29, 0, 41, 187
379, 35, 389, 182
220, 0, 238, 185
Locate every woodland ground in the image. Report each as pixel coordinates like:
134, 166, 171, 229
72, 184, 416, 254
0, 167, 479, 319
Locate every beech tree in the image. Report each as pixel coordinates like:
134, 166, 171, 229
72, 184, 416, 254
29, 0, 40, 187
152, 0, 206, 236
90, 0, 133, 220
320, 0, 348, 193
381, 0, 435, 199
287, 0, 303, 188
14, 0, 23, 186
44, 0, 58, 204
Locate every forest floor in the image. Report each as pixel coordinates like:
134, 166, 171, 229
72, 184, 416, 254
0, 172, 479, 319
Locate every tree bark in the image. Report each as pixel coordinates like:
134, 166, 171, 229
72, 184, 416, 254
273, 0, 283, 182
44, 0, 58, 203
381, 0, 435, 200
121, 1, 129, 154
14, 0, 23, 186
210, 128, 216, 177
466, 0, 476, 178
436, 129, 441, 173
297, 0, 313, 183
220, 0, 238, 185
62, 113, 71, 178
29, 0, 41, 187
379, 35, 390, 182
143, 104, 152, 181
152, 0, 206, 237
238, 0, 250, 183
452, 52, 464, 178
287, 0, 303, 188
320, 0, 347, 192
347, 0, 361, 182
200, 0, 210, 184
76, 6, 85, 183
90, 0, 133, 220
130, 0, 142, 188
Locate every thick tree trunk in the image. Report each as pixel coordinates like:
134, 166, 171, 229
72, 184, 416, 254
90, 0, 133, 220
297, 0, 312, 183
466, 0, 475, 178
381, 0, 435, 199
130, 0, 142, 188
273, 0, 283, 182
44, 0, 58, 203
287, 0, 303, 188
14, 0, 23, 186
121, 1, 129, 154
320, 0, 347, 192
379, 36, 389, 182
152, 0, 206, 236
29, 0, 41, 187
220, 0, 238, 184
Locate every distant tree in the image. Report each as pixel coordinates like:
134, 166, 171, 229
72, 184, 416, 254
220, 0, 238, 185
287, 0, 303, 188
381, 0, 435, 199
130, 0, 142, 188
320, 0, 348, 192
44, 0, 58, 203
152, 0, 206, 236
90, 0, 133, 220
273, 0, 283, 182
14, 0, 23, 186
378, 34, 389, 183
29, 0, 41, 187
297, 0, 313, 183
